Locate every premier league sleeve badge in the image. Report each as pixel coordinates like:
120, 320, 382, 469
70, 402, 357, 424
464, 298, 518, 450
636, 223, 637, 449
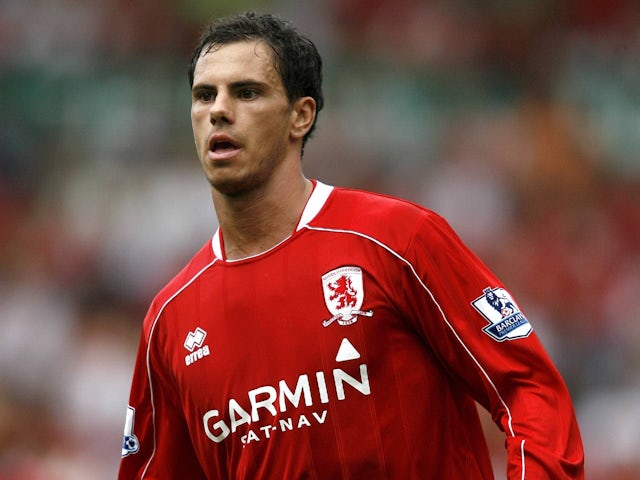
471, 287, 532, 341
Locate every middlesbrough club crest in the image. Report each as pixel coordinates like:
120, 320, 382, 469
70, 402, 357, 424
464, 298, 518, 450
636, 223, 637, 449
321, 266, 373, 327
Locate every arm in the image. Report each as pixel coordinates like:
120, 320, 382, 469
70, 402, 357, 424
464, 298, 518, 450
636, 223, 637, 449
118, 313, 207, 480
405, 212, 584, 479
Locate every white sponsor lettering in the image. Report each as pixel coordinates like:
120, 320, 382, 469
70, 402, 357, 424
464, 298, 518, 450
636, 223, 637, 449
249, 386, 278, 421
203, 409, 229, 442
229, 399, 251, 432
240, 410, 329, 444
334, 364, 370, 399
203, 364, 370, 444
279, 375, 313, 411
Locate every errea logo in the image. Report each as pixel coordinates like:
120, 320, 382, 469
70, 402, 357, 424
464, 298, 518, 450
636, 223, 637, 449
185, 327, 207, 351
184, 327, 210, 366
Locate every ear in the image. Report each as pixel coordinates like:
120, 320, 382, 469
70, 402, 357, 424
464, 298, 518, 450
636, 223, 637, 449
289, 97, 316, 141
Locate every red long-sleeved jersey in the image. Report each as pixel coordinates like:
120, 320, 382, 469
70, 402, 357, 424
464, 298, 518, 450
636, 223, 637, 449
119, 182, 584, 479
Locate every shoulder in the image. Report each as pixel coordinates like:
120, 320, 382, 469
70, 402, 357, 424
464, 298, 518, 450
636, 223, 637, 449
317, 185, 448, 232
309, 185, 453, 252
141, 240, 216, 336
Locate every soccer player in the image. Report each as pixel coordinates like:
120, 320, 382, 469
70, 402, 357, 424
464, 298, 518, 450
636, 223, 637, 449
118, 12, 584, 479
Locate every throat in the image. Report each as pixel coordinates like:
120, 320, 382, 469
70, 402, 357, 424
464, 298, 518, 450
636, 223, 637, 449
221, 226, 294, 260
216, 178, 314, 261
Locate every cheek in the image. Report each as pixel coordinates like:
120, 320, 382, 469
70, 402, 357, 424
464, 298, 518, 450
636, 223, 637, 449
255, 113, 291, 146
191, 113, 208, 147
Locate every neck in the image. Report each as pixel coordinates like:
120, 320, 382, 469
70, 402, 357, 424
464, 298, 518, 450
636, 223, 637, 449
213, 175, 313, 260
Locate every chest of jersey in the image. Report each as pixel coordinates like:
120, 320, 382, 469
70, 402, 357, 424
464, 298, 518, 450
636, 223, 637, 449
155, 230, 455, 477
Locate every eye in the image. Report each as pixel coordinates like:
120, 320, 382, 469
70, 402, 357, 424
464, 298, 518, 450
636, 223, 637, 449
199, 91, 214, 102
238, 89, 258, 100
193, 89, 215, 103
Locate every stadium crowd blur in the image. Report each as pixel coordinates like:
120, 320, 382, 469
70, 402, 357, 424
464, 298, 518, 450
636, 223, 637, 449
1, 0, 639, 478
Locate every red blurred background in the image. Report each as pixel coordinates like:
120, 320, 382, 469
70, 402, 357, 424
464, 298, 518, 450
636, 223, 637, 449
1, 1, 639, 478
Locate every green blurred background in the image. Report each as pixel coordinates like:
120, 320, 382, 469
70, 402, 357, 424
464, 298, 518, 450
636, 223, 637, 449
1, 1, 639, 478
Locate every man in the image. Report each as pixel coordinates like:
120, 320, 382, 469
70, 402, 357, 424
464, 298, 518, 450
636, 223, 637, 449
118, 12, 584, 479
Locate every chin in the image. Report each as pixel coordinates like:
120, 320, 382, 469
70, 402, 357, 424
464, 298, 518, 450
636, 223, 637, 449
209, 175, 262, 198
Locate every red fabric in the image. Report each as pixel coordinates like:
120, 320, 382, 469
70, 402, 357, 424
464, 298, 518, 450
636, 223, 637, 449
119, 183, 583, 479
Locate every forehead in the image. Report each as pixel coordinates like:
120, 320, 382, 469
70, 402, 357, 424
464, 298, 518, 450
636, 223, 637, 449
193, 40, 280, 86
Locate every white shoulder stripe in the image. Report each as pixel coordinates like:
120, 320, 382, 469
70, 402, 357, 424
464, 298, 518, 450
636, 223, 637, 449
520, 439, 526, 480
141, 257, 219, 479
302, 224, 520, 439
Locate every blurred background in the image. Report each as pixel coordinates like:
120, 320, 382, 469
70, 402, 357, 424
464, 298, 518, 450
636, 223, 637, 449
1, 0, 639, 478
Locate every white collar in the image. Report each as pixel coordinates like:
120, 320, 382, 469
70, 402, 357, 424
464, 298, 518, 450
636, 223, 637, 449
211, 181, 334, 261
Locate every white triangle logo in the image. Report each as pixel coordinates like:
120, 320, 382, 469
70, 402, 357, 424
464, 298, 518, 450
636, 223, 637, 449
336, 338, 360, 362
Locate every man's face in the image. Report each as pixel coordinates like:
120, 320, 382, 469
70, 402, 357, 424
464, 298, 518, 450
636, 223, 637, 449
190, 40, 296, 196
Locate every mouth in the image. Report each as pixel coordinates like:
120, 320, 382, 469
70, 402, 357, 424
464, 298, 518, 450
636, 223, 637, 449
211, 141, 238, 152
209, 135, 240, 151
208, 134, 241, 160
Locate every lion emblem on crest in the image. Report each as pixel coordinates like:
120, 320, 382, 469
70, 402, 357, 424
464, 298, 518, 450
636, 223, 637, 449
327, 275, 358, 310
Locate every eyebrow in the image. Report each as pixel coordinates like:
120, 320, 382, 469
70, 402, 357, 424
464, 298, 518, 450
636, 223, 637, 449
191, 79, 269, 92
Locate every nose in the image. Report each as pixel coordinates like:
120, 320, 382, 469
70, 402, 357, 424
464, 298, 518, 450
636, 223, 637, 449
209, 92, 234, 125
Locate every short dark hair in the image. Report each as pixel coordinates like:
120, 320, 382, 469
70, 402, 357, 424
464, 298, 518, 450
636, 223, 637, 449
188, 12, 324, 147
